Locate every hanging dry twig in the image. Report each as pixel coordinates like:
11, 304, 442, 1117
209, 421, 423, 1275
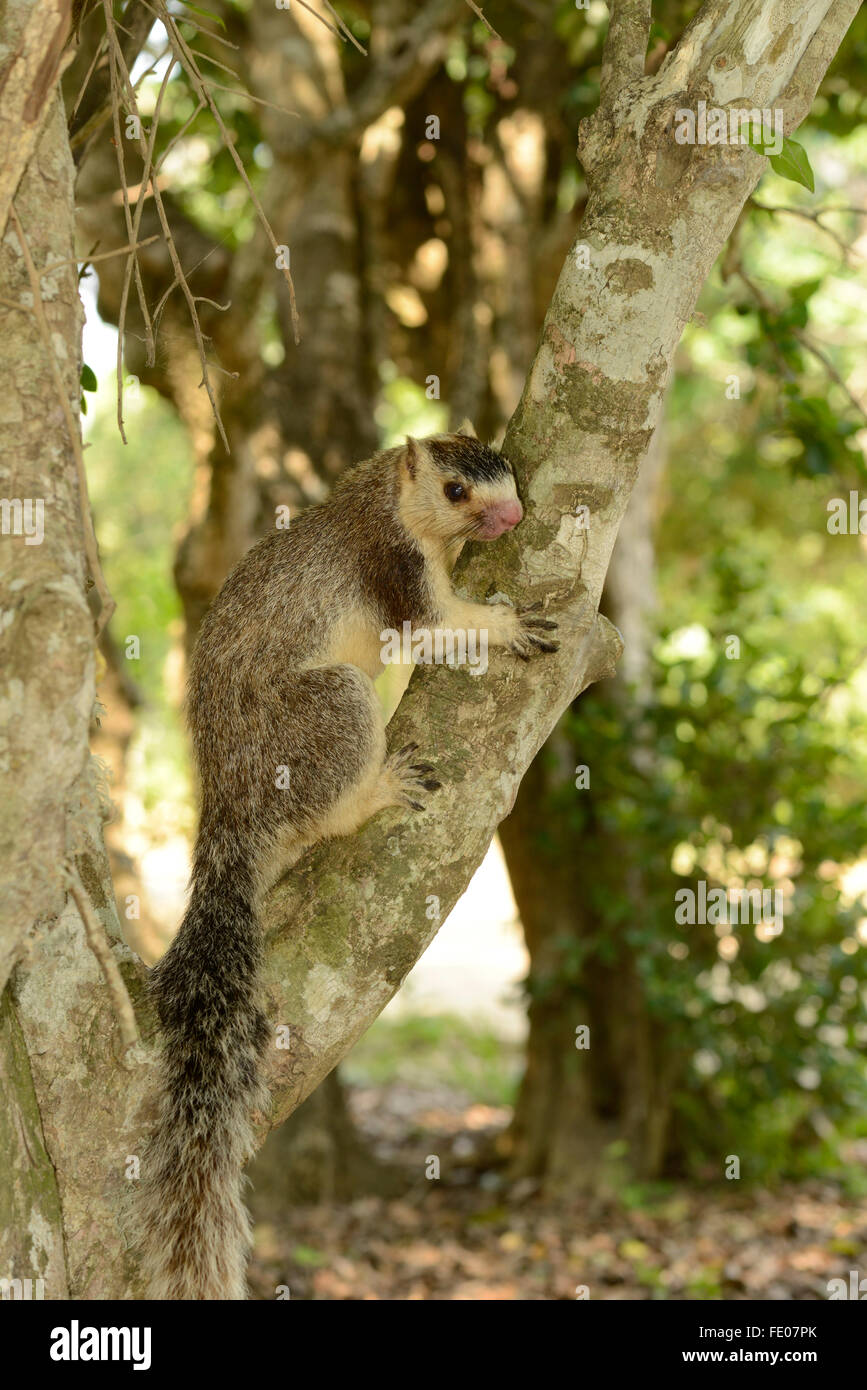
39, 236, 160, 278
150, 236, 230, 339
153, 97, 206, 174
293, 0, 342, 42
464, 0, 502, 41
65, 867, 139, 1053
8, 204, 116, 635
321, 0, 368, 55
94, 0, 307, 451
101, 1, 233, 448
102, 3, 158, 439
154, 0, 301, 342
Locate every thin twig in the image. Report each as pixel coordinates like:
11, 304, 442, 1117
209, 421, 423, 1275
464, 0, 502, 40
749, 200, 860, 262
157, 1, 301, 341
66, 868, 139, 1052
188, 46, 243, 81
153, 98, 206, 173
115, 49, 175, 385
321, 0, 367, 54
794, 328, 867, 424
104, 3, 231, 447
199, 80, 300, 118
293, 0, 342, 41
9, 205, 116, 635
154, 0, 239, 50
194, 295, 231, 311
71, 35, 108, 121
151, 236, 229, 331
41, 236, 160, 278
736, 266, 867, 425
103, 0, 156, 435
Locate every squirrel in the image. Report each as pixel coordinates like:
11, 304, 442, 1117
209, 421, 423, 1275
139, 425, 558, 1300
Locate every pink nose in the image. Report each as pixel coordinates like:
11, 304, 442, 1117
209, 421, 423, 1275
479, 499, 523, 539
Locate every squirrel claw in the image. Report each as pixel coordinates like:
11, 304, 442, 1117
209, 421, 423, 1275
510, 605, 558, 660
386, 746, 440, 811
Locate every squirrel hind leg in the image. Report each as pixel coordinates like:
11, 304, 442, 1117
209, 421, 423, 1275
258, 664, 441, 867
268, 663, 391, 845
289, 666, 440, 840
322, 737, 442, 836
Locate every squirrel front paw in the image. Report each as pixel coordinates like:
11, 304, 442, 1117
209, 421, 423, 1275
386, 743, 441, 812
509, 603, 559, 661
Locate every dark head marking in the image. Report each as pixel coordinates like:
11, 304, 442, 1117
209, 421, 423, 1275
426, 436, 514, 485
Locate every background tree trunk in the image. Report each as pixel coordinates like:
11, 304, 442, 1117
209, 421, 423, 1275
499, 427, 670, 1191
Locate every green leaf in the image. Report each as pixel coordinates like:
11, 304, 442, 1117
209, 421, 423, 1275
748, 128, 815, 192
176, 0, 226, 29
769, 138, 815, 193
80, 363, 97, 392
80, 393, 87, 416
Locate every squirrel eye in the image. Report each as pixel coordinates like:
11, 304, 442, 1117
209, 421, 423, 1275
444, 481, 465, 502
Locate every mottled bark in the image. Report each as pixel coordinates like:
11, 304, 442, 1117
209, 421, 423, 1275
0, 25, 97, 1286
0, 79, 93, 994
0, 0, 72, 237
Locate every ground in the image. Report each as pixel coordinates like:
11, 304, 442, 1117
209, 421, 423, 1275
248, 1079, 867, 1302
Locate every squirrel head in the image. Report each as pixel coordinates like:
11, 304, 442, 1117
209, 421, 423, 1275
398, 423, 523, 545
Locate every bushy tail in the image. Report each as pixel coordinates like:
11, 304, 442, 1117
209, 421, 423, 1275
140, 862, 269, 1300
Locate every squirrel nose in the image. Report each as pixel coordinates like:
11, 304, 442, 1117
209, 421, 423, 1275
479, 499, 523, 538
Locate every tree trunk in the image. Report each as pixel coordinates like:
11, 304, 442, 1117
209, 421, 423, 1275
0, 66, 111, 1290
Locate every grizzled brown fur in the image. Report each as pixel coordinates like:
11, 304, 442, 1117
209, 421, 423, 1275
139, 431, 557, 1300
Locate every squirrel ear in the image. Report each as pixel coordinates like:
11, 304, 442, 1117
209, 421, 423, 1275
455, 418, 477, 439
404, 436, 422, 480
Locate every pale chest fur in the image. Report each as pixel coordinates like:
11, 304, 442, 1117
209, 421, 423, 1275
314, 606, 388, 680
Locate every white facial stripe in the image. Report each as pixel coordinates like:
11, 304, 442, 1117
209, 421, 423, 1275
464, 477, 519, 507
